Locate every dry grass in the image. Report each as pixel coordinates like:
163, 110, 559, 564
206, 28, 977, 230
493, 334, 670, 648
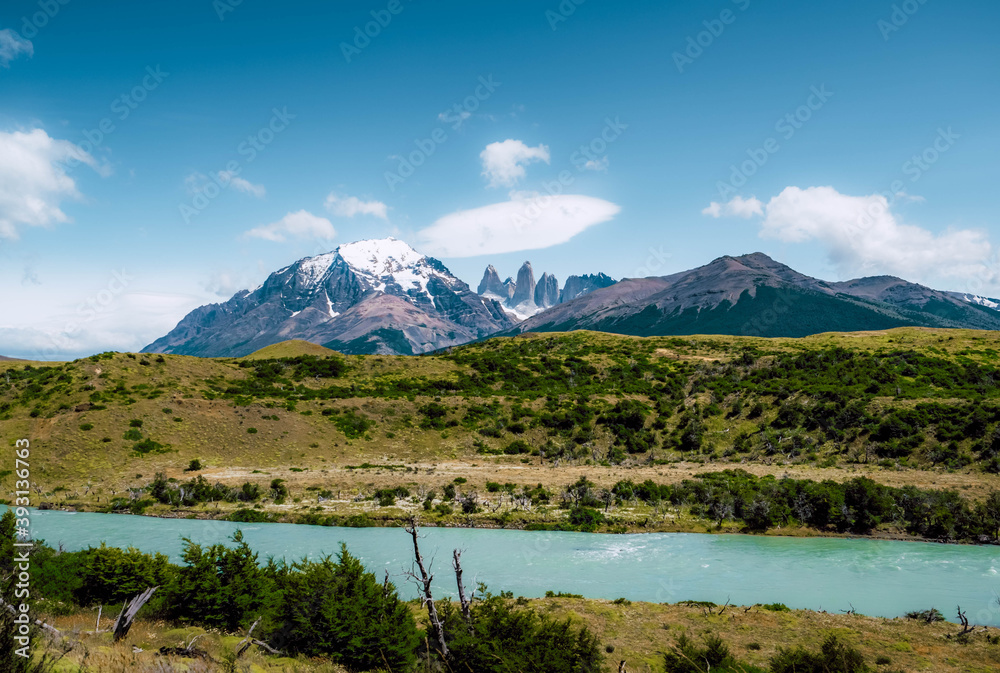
30, 599, 1000, 672
34, 612, 349, 672
539, 598, 1000, 673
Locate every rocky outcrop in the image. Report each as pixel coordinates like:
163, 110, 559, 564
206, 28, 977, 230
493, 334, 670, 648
534, 272, 560, 308
511, 262, 536, 308
560, 273, 616, 303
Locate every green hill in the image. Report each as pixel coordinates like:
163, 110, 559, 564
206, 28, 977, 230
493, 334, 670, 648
3, 328, 1000, 535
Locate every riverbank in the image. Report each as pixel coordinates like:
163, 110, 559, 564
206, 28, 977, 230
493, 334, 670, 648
35, 498, 992, 547
33, 457, 1000, 546
31, 597, 1000, 673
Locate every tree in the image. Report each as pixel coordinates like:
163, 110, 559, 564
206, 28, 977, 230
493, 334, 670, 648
271, 545, 418, 670
441, 589, 603, 673
978, 491, 1000, 541
163, 530, 273, 631
74, 544, 172, 606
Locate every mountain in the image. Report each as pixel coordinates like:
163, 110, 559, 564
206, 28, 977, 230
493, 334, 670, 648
508, 252, 1000, 338
948, 292, 1000, 312
144, 238, 515, 357
510, 261, 536, 309
0, 355, 20, 361
560, 273, 616, 303
534, 272, 559, 307
476, 263, 618, 320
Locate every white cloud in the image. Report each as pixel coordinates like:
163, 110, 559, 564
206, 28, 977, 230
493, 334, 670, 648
245, 210, 336, 243
438, 109, 471, 127
0, 279, 211, 361
752, 185, 993, 283
0, 29, 33, 68
894, 191, 925, 203
702, 195, 763, 219
324, 193, 388, 219
480, 139, 550, 188
582, 156, 609, 172
0, 128, 104, 240
416, 192, 620, 258
218, 170, 265, 198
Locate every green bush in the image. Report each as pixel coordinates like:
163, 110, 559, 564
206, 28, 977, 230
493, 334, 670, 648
664, 633, 761, 673
503, 439, 531, 455
271, 545, 418, 670
163, 530, 273, 631
73, 544, 173, 606
441, 589, 603, 673
770, 635, 869, 673
568, 505, 605, 531
331, 408, 374, 438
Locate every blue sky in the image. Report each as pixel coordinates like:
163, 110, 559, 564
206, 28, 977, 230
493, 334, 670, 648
2, 0, 999, 359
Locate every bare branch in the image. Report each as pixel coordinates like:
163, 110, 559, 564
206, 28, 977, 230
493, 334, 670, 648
406, 516, 449, 659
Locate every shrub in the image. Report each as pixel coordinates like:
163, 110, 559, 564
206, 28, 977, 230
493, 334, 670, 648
132, 438, 167, 455
905, 608, 944, 623
504, 439, 531, 455
664, 633, 753, 673
79, 423, 93, 431
163, 530, 273, 631
270, 478, 289, 504
759, 602, 790, 612
568, 505, 605, 531
441, 589, 603, 673
770, 635, 868, 673
271, 545, 418, 669
185, 459, 202, 472
331, 409, 374, 438
73, 544, 173, 606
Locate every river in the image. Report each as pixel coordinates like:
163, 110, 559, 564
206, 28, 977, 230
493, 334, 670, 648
20, 508, 1000, 625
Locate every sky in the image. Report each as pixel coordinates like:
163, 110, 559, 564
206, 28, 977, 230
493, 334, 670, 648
2, 0, 999, 360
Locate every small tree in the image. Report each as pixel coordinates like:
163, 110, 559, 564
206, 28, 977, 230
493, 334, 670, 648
440, 588, 603, 673
163, 530, 273, 631
271, 544, 418, 670
74, 544, 172, 606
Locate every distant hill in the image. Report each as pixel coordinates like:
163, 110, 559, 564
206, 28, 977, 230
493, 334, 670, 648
241, 340, 342, 360
0, 355, 21, 361
509, 253, 1000, 338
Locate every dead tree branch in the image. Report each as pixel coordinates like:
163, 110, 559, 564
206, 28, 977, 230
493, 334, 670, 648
112, 586, 158, 642
235, 615, 283, 657
0, 594, 61, 637
405, 516, 449, 659
957, 605, 972, 635
453, 549, 473, 627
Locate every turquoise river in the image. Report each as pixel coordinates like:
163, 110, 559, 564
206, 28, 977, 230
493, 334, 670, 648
18, 508, 1000, 625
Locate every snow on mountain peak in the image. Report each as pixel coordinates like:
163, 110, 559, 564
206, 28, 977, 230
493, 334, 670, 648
296, 252, 338, 288
337, 237, 425, 276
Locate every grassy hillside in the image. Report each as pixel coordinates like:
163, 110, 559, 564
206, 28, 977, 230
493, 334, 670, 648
3, 328, 1000, 537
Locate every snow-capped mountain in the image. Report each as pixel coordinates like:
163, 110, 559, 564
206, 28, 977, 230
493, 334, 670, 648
144, 238, 514, 357
476, 262, 617, 320
951, 293, 1000, 311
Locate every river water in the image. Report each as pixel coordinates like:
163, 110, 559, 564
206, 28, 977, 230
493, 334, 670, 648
21, 508, 1000, 625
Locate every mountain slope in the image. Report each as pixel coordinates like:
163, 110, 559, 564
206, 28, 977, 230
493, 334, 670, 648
511, 253, 1000, 338
144, 238, 514, 357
